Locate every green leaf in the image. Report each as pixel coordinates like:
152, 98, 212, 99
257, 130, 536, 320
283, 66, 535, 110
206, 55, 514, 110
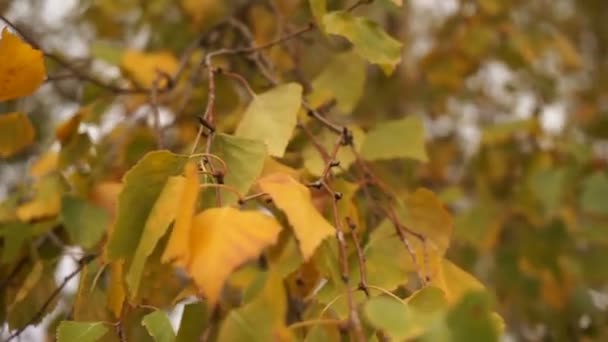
322, 11, 402, 74
235, 83, 302, 157
126, 176, 185, 300
91, 41, 123, 65
176, 302, 209, 342
363, 220, 414, 290
364, 287, 448, 340
0, 221, 30, 263
309, 51, 366, 113
360, 116, 428, 162
580, 172, 608, 216
106, 150, 188, 260
211, 133, 267, 204
217, 272, 292, 342
56, 321, 109, 342
443, 292, 499, 342
529, 167, 566, 214
142, 310, 176, 342
363, 296, 411, 340
61, 196, 109, 249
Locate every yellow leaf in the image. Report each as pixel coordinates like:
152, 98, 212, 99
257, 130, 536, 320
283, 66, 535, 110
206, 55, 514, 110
0, 112, 36, 158
257, 173, 334, 260
181, 0, 225, 29
430, 259, 485, 304
182, 207, 282, 306
29, 151, 58, 178
16, 173, 65, 221
0, 28, 46, 101
107, 261, 125, 318
121, 50, 178, 88
55, 111, 83, 145
401, 188, 453, 254
162, 162, 199, 266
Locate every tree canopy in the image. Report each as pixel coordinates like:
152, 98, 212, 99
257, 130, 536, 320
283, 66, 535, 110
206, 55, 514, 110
1, 0, 608, 341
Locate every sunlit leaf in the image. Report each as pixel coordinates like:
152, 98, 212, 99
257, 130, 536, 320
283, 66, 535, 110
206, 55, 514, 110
127, 176, 185, 299
211, 133, 267, 203
56, 321, 109, 342
107, 151, 188, 260
323, 11, 402, 74
235, 83, 302, 157
162, 162, 199, 266
142, 310, 176, 342
360, 116, 428, 162
0, 28, 46, 101
258, 173, 335, 260
0, 112, 35, 158
61, 196, 109, 249
217, 272, 293, 341
173, 207, 282, 306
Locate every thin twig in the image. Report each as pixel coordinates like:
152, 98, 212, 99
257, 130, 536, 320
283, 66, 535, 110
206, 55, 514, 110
2, 254, 97, 342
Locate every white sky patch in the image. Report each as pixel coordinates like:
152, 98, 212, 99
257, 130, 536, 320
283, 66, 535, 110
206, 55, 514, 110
514, 93, 537, 119
540, 102, 566, 134
42, 0, 77, 25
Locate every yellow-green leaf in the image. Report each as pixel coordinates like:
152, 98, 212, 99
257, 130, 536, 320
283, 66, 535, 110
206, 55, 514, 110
142, 310, 176, 342
258, 173, 335, 260
309, 0, 327, 27
217, 272, 293, 342
322, 11, 402, 74
235, 83, 302, 157
57, 321, 109, 342
127, 176, 186, 299
0, 28, 46, 101
0, 112, 36, 158
360, 116, 428, 162
61, 196, 109, 249
107, 151, 188, 260
303, 125, 365, 176
211, 133, 267, 204
16, 173, 66, 222
309, 51, 366, 113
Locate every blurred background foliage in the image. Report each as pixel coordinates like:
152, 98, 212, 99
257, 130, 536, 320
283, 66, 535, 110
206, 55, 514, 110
1, 0, 608, 340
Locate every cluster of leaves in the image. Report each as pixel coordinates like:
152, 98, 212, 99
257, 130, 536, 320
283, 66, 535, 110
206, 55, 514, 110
1, 0, 608, 341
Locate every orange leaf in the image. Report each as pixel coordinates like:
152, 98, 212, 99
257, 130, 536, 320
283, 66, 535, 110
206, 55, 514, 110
0, 28, 46, 101
162, 162, 199, 266
258, 173, 334, 260
181, 207, 282, 306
